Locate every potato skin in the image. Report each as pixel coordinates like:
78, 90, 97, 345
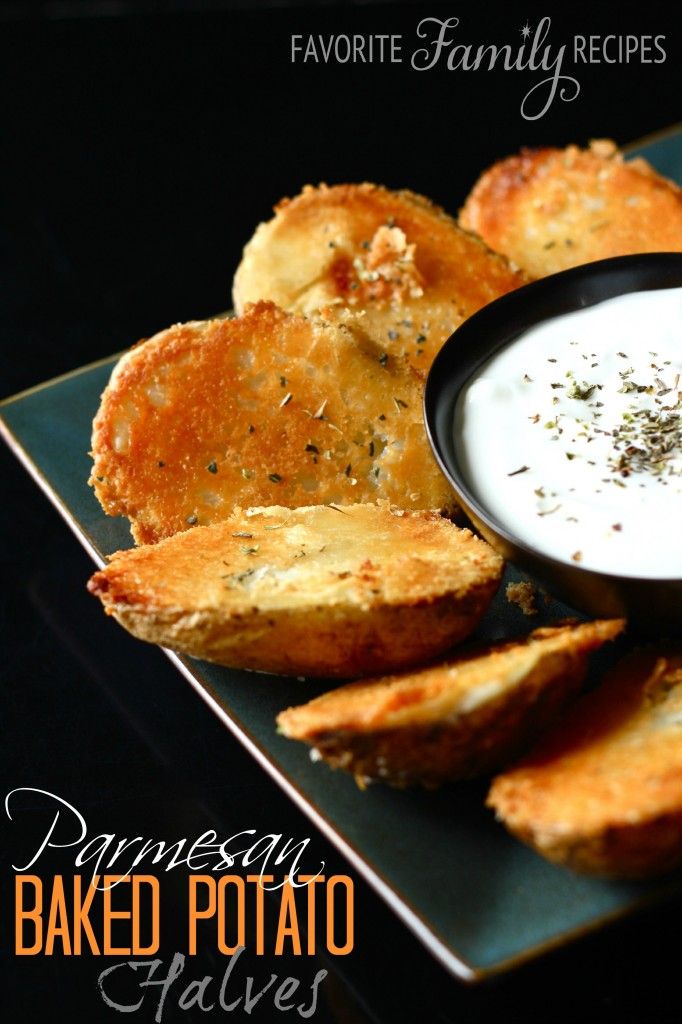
90, 302, 454, 544
277, 620, 624, 785
88, 503, 503, 678
460, 140, 682, 278
488, 648, 682, 878
234, 183, 526, 370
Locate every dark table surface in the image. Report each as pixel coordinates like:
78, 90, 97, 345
2, 3, 682, 1021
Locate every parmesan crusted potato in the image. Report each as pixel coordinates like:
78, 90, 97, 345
488, 647, 682, 878
87, 503, 503, 678
90, 302, 454, 545
234, 183, 526, 370
460, 139, 682, 278
277, 620, 624, 787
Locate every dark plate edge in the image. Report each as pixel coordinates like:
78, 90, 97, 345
622, 120, 682, 153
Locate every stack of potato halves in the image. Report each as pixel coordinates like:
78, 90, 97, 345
89, 155, 682, 878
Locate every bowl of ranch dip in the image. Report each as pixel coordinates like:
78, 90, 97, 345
424, 253, 682, 629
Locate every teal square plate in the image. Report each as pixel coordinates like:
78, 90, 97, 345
3, 125, 682, 982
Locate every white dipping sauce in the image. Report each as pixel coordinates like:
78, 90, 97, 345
457, 287, 682, 578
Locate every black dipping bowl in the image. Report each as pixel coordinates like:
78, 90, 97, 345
424, 253, 682, 632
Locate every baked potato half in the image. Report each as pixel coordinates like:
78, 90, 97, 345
488, 647, 682, 877
90, 302, 454, 544
234, 183, 526, 370
277, 619, 624, 786
88, 502, 503, 677
460, 139, 682, 278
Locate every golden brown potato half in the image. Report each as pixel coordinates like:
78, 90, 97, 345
488, 647, 682, 878
277, 619, 624, 787
87, 503, 503, 678
233, 183, 526, 370
90, 302, 454, 545
460, 139, 682, 278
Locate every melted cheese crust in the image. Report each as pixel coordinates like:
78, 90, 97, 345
234, 183, 526, 370
460, 140, 682, 278
90, 302, 454, 544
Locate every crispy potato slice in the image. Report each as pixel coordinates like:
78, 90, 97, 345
459, 139, 682, 278
233, 183, 526, 370
488, 647, 682, 878
277, 619, 624, 787
87, 503, 503, 677
90, 302, 454, 544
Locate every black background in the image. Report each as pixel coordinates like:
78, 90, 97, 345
2, 2, 681, 1021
